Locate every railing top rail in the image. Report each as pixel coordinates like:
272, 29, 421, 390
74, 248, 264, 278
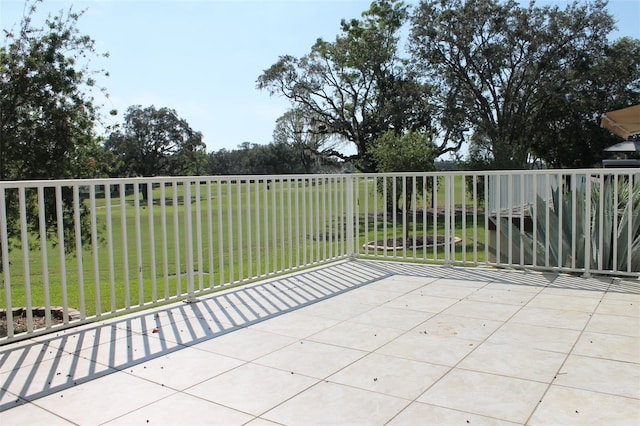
0, 168, 637, 189
0, 174, 357, 189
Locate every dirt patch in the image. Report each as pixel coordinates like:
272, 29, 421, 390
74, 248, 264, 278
0, 307, 80, 338
364, 235, 462, 251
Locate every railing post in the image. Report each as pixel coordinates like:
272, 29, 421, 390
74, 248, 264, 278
345, 174, 355, 260
184, 181, 199, 303
444, 174, 452, 267
583, 174, 592, 278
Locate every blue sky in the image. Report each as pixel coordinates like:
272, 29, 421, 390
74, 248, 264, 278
2, 0, 639, 153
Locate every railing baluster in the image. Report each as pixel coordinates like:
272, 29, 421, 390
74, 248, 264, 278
0, 187, 14, 337
254, 178, 261, 277
184, 181, 196, 302
195, 181, 204, 291
246, 178, 253, 280
227, 179, 235, 283
73, 185, 85, 318
235, 179, 242, 281
37, 187, 51, 328
133, 183, 143, 306
172, 182, 181, 296
288, 178, 293, 269
89, 185, 101, 316
217, 180, 225, 286
56, 186, 70, 323
301, 177, 307, 266
160, 183, 170, 299
208, 180, 216, 288
18, 187, 34, 333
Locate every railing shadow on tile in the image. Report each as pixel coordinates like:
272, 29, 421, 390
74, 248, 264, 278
0, 260, 394, 411
2, 260, 637, 411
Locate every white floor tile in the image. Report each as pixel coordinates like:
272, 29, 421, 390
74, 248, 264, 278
596, 298, 640, 317
376, 330, 478, 366
185, 363, 316, 416
328, 352, 449, 400
464, 288, 536, 305
1, 339, 66, 374
262, 381, 409, 426
349, 305, 433, 331
104, 391, 254, 425
0, 401, 75, 425
442, 299, 521, 321
458, 342, 567, 383
363, 275, 436, 293
254, 340, 366, 379
554, 355, 640, 399
510, 306, 592, 330
73, 330, 186, 370
125, 346, 244, 390
307, 321, 404, 352
388, 401, 520, 425
585, 313, 640, 337
412, 282, 479, 299
529, 385, 640, 425
34, 371, 174, 425
383, 293, 459, 314
0, 351, 115, 407
487, 322, 581, 353
415, 313, 503, 341
527, 293, 602, 313
248, 311, 340, 339
296, 298, 374, 321
417, 369, 547, 424
189, 328, 297, 362
573, 331, 640, 363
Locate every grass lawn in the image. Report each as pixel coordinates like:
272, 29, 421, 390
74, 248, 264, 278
1, 175, 490, 318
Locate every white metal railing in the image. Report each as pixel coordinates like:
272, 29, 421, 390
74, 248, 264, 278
1, 169, 638, 343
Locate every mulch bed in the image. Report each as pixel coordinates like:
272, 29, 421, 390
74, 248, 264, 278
365, 235, 448, 250
0, 307, 78, 338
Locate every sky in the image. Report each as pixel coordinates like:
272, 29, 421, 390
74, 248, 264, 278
1, 0, 639, 154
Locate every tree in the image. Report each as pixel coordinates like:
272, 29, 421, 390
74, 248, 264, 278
1, 0, 107, 180
370, 131, 438, 239
410, 0, 638, 169
529, 36, 640, 167
272, 109, 336, 173
0, 0, 108, 268
104, 105, 206, 179
258, 0, 457, 172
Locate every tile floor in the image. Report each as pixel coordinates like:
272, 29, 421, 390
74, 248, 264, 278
0, 260, 638, 425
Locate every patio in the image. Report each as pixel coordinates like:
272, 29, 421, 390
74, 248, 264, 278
1, 260, 639, 425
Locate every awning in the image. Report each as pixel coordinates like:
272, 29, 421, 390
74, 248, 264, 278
604, 140, 640, 152
600, 104, 640, 140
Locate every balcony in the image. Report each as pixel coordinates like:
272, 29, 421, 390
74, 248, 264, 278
1, 170, 639, 424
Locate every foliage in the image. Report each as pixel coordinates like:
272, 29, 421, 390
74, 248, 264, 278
272, 109, 337, 173
371, 130, 438, 174
492, 175, 640, 272
530, 36, 640, 167
0, 0, 107, 268
410, 0, 639, 169
104, 105, 207, 178
258, 0, 458, 172
206, 140, 342, 175
370, 131, 438, 240
0, 1, 108, 181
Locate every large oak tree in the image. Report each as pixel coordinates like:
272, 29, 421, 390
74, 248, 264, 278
104, 105, 206, 179
410, 0, 640, 169
258, 0, 459, 172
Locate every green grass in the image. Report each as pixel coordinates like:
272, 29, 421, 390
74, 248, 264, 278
1, 175, 490, 318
